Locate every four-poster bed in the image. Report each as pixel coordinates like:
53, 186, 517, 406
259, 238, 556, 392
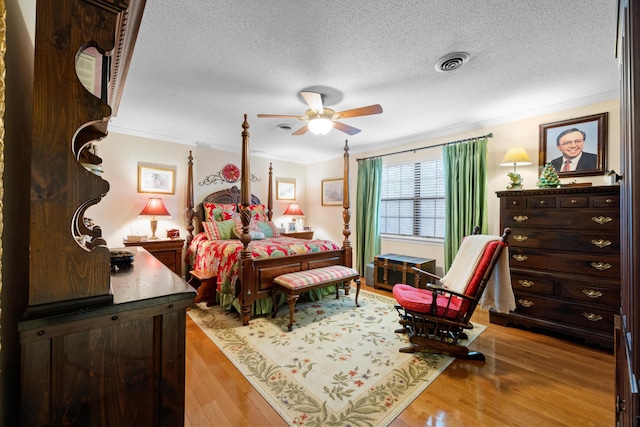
185, 115, 355, 325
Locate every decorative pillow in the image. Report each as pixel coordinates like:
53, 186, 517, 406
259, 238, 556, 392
257, 220, 280, 237
249, 231, 266, 240
247, 204, 268, 221
231, 215, 262, 238
203, 202, 237, 222
203, 219, 236, 240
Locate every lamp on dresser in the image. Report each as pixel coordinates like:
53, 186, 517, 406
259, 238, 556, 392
139, 196, 171, 239
500, 147, 532, 190
283, 202, 305, 231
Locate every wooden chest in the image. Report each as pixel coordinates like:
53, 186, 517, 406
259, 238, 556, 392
491, 186, 620, 348
373, 253, 436, 290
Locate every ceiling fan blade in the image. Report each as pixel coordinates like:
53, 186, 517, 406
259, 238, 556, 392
257, 113, 306, 120
333, 121, 361, 135
292, 125, 309, 135
301, 91, 324, 113
335, 104, 383, 119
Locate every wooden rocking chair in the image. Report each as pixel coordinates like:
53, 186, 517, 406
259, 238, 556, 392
393, 227, 511, 361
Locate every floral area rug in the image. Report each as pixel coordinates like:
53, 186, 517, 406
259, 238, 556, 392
187, 289, 486, 427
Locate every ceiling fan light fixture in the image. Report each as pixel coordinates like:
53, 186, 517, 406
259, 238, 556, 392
308, 116, 333, 135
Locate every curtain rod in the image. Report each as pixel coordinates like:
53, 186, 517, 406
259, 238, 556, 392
356, 132, 493, 162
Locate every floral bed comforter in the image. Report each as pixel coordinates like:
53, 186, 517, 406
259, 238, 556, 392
186, 233, 341, 297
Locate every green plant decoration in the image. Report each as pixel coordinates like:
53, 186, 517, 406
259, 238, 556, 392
536, 163, 560, 188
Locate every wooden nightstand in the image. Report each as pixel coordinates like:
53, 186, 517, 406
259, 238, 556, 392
281, 230, 314, 239
124, 238, 185, 276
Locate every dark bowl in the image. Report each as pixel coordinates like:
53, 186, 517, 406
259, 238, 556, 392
110, 250, 135, 266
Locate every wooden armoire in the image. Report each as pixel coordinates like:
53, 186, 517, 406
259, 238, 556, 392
20, 1, 195, 426
616, 0, 640, 425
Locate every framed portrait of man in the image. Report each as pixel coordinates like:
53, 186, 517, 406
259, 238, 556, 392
539, 112, 608, 178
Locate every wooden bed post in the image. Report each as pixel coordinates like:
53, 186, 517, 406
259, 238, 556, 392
186, 150, 195, 246
343, 141, 353, 268
267, 163, 273, 221
239, 114, 253, 325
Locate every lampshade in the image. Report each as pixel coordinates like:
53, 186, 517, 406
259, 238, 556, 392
139, 197, 171, 217
308, 116, 333, 135
138, 197, 171, 240
283, 202, 304, 217
500, 147, 532, 166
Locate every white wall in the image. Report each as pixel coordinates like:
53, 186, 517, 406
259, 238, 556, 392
92, 99, 620, 277
307, 98, 621, 275
91, 133, 308, 248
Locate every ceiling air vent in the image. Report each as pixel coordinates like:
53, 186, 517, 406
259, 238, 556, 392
435, 52, 470, 72
276, 123, 294, 132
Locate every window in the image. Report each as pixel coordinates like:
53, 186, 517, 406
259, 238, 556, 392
380, 159, 445, 238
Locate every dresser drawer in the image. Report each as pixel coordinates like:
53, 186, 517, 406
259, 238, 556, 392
560, 195, 589, 208
503, 209, 619, 231
510, 249, 620, 279
593, 195, 619, 207
507, 227, 620, 255
531, 196, 556, 208
504, 196, 527, 210
558, 280, 620, 306
510, 270, 554, 296
514, 293, 616, 334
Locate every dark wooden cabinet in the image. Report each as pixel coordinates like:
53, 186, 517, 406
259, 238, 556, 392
19, 248, 193, 427
124, 238, 185, 276
615, 1, 640, 424
21, 1, 196, 426
491, 186, 620, 348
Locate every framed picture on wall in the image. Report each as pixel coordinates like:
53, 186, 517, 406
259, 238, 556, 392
539, 112, 608, 177
276, 180, 296, 200
138, 164, 176, 194
322, 178, 343, 206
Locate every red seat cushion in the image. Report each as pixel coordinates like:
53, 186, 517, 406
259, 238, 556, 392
393, 284, 464, 320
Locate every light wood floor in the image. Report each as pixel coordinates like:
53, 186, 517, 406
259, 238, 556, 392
185, 283, 615, 426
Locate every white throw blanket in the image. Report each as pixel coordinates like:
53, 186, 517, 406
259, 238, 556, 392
440, 235, 515, 314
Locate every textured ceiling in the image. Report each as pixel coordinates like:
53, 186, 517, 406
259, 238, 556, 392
109, 0, 620, 164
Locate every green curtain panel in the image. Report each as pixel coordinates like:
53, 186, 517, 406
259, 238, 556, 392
442, 138, 488, 271
356, 157, 382, 273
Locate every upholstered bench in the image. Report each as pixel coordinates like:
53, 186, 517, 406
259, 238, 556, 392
271, 265, 361, 331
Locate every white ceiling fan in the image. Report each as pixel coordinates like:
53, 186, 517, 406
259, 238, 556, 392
258, 91, 383, 136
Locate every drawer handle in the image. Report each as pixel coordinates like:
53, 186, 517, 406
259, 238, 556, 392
512, 254, 528, 262
570, 199, 577, 204
591, 216, 613, 225
591, 262, 612, 271
539, 200, 546, 205
582, 289, 603, 299
606, 198, 613, 203
518, 299, 534, 308
513, 215, 529, 222
591, 239, 612, 248
512, 200, 519, 205
518, 279, 534, 288
583, 312, 603, 322
513, 235, 528, 242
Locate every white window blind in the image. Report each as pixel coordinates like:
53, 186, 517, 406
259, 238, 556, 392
380, 159, 445, 238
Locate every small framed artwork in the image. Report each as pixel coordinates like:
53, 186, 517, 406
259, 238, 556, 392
276, 180, 295, 200
539, 112, 608, 178
322, 178, 343, 206
138, 164, 176, 194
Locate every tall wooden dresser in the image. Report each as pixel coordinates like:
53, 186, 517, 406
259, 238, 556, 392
490, 186, 620, 348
